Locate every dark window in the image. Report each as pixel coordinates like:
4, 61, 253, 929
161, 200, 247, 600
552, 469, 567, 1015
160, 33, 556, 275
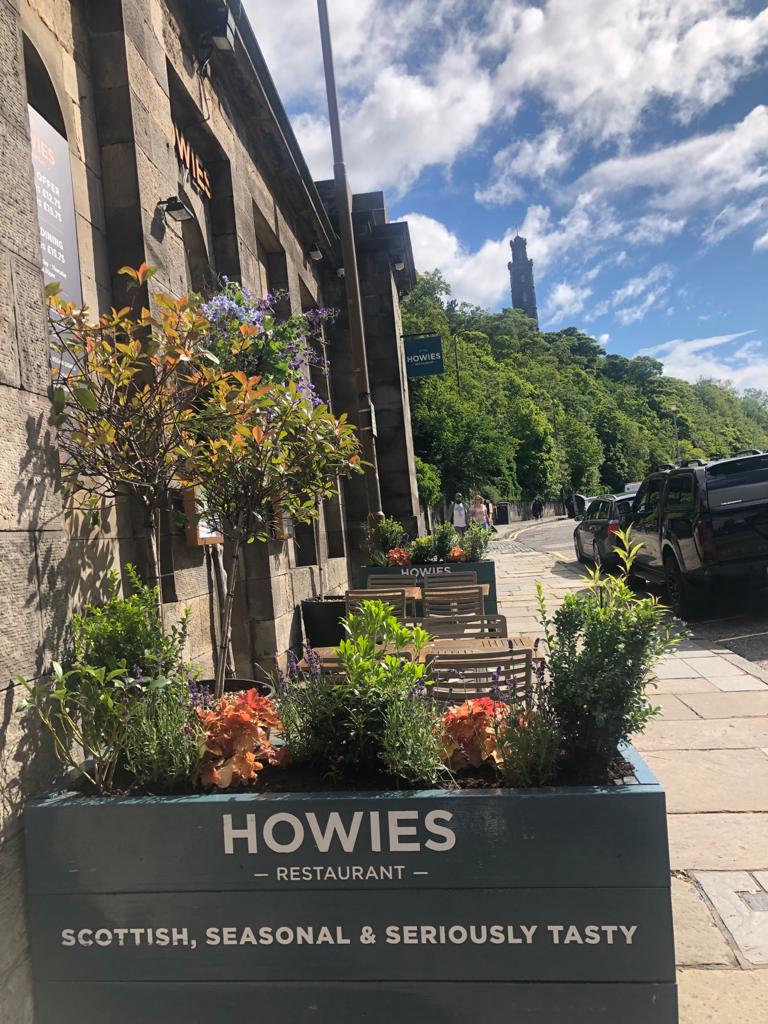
585, 500, 602, 520
634, 477, 665, 526
592, 500, 610, 522
666, 473, 696, 512
706, 456, 768, 509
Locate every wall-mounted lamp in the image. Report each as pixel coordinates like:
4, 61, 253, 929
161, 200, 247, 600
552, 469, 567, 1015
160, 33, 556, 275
308, 241, 323, 262
211, 6, 236, 50
393, 255, 406, 272
157, 195, 195, 222
336, 267, 345, 278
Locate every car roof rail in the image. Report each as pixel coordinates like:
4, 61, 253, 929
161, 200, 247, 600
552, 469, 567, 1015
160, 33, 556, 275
732, 448, 763, 457
654, 463, 675, 472
683, 459, 706, 467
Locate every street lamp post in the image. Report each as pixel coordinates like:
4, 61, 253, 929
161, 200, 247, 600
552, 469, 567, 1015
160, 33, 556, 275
670, 405, 681, 465
316, 0, 382, 518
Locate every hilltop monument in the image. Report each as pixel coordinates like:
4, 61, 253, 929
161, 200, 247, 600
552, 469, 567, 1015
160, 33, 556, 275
508, 235, 539, 326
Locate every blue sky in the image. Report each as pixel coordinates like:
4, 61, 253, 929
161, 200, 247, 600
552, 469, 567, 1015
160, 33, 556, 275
251, 0, 768, 388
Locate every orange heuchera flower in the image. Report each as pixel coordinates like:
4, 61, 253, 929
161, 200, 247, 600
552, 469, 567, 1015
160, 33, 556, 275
448, 546, 467, 562
386, 546, 411, 566
443, 697, 508, 770
195, 689, 282, 789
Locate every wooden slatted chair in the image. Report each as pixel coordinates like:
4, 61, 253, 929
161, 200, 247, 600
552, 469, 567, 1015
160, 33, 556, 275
428, 649, 532, 705
423, 585, 484, 618
345, 589, 408, 620
365, 575, 418, 616
422, 614, 508, 639
422, 571, 478, 590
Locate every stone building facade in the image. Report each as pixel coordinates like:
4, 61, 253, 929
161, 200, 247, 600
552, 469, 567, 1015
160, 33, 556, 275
0, 1, 420, 1018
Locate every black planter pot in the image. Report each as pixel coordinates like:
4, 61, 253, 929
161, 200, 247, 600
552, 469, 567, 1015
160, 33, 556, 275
199, 678, 273, 698
301, 598, 346, 648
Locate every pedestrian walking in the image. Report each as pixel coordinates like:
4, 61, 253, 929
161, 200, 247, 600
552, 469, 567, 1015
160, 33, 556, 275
471, 495, 490, 529
448, 492, 471, 535
531, 495, 544, 521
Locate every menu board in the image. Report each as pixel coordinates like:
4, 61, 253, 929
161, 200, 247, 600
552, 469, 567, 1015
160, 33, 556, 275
28, 104, 82, 306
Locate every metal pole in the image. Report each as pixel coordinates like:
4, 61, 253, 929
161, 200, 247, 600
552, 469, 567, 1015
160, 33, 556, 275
454, 333, 460, 389
671, 406, 681, 465
317, 0, 382, 518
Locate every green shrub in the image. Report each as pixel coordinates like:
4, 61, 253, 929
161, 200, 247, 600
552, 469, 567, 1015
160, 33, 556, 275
276, 601, 446, 785
432, 522, 458, 561
365, 516, 407, 564
73, 565, 188, 676
460, 521, 490, 561
538, 528, 678, 780
494, 699, 560, 788
409, 536, 437, 564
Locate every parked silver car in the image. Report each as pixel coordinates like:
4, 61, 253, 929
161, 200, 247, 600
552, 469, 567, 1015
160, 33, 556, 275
573, 493, 635, 566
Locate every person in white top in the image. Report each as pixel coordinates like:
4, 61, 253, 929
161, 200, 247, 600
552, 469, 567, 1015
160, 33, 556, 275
448, 492, 470, 535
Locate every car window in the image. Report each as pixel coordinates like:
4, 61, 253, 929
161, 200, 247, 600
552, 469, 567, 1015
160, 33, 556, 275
584, 500, 602, 519
615, 498, 633, 522
593, 500, 610, 521
633, 477, 664, 526
666, 473, 695, 512
706, 455, 768, 510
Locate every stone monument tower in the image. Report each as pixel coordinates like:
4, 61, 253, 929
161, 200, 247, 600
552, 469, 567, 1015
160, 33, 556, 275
508, 235, 539, 326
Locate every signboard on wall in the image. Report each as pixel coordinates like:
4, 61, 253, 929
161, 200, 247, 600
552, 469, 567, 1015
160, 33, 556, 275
28, 105, 82, 306
172, 122, 213, 200
403, 335, 444, 378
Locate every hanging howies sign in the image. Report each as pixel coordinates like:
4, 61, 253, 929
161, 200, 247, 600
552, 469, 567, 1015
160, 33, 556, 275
172, 122, 213, 199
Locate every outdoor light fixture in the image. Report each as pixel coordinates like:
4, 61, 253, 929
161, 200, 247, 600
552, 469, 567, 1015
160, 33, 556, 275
157, 195, 195, 223
336, 267, 345, 278
393, 255, 406, 272
308, 240, 323, 261
210, 5, 236, 50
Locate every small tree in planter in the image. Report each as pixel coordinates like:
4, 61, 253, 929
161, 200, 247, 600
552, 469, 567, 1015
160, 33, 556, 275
538, 528, 679, 781
48, 265, 217, 617
183, 373, 361, 697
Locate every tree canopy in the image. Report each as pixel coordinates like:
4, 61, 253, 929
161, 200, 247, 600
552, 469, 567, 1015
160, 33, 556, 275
402, 272, 768, 501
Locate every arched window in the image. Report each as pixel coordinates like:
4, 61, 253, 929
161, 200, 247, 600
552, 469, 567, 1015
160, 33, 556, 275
23, 35, 82, 306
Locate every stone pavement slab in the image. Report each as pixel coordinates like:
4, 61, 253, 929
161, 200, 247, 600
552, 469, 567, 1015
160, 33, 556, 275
655, 660, 703, 679
635, 717, 768, 751
651, 676, 718, 694
679, 691, 768, 719
672, 877, 737, 966
641, 749, 768, 812
693, 871, 768, 966
706, 674, 768, 692
654, 694, 702, 720
678, 968, 768, 1024
667, 814, 768, 871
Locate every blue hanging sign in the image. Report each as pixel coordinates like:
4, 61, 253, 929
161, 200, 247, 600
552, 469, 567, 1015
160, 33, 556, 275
403, 335, 444, 378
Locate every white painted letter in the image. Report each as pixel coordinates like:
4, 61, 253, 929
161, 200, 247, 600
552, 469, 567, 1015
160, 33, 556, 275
263, 813, 304, 853
424, 810, 456, 851
306, 811, 363, 852
222, 813, 258, 854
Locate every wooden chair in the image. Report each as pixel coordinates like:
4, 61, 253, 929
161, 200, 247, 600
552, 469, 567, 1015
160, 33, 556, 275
423, 585, 484, 617
345, 589, 408, 620
423, 614, 508, 639
422, 571, 478, 590
427, 649, 532, 705
365, 575, 418, 616
366, 574, 413, 590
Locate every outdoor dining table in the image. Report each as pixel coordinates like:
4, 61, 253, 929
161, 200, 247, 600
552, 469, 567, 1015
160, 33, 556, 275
303, 635, 534, 667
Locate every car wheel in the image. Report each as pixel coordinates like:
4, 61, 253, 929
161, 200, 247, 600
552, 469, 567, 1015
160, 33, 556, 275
592, 541, 602, 566
664, 554, 698, 620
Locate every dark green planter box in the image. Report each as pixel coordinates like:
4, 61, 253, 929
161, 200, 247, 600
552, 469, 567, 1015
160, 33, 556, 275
359, 560, 498, 614
301, 597, 347, 648
24, 746, 676, 1023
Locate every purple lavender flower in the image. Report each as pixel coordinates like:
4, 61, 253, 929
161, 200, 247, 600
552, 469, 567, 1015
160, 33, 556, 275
305, 642, 322, 680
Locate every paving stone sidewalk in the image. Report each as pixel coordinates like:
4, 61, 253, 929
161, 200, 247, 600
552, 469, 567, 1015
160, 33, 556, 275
495, 547, 768, 1024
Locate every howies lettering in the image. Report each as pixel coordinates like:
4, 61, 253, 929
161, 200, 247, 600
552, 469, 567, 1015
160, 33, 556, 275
222, 809, 456, 855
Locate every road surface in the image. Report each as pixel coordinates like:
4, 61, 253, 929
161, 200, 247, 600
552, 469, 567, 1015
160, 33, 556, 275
495, 516, 768, 672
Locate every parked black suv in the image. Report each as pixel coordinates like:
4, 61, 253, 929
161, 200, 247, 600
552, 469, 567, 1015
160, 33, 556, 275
627, 453, 768, 617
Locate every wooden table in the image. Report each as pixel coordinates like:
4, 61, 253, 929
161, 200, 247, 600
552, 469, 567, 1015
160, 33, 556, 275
305, 635, 534, 668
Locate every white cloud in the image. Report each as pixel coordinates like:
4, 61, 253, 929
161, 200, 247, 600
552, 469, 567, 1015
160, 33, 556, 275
487, 1, 768, 144
403, 212, 512, 308
610, 264, 675, 325
639, 331, 768, 389
579, 106, 768, 212
545, 281, 592, 323
627, 214, 687, 245
598, 333, 610, 346
475, 128, 573, 205
755, 229, 768, 252
703, 198, 768, 247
